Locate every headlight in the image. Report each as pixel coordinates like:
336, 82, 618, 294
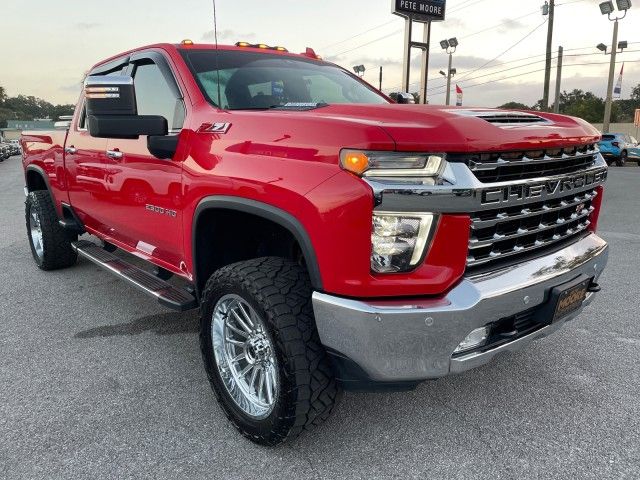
340, 150, 445, 178
371, 213, 436, 273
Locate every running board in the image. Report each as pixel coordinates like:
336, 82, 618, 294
72, 240, 198, 312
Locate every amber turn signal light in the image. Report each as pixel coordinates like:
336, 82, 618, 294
340, 151, 370, 175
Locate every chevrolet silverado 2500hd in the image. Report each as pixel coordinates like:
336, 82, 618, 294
21, 41, 609, 445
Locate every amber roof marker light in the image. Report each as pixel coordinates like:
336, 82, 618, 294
235, 42, 288, 52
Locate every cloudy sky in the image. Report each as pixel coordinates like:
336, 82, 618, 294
1, 0, 638, 107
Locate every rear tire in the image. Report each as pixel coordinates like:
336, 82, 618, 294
199, 257, 340, 446
25, 191, 78, 270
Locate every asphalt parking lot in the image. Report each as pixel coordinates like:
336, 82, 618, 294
1, 155, 639, 480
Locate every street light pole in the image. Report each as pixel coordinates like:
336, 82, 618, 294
440, 38, 458, 106
603, 19, 619, 133
598, 0, 632, 133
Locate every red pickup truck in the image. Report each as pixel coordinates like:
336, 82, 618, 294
21, 41, 609, 445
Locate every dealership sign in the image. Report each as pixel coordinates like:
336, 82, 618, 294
393, 0, 446, 22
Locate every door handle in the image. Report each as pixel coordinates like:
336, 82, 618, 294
65, 146, 77, 154
106, 150, 124, 161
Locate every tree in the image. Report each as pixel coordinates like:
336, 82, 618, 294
532, 89, 610, 123
497, 102, 530, 110
632, 83, 640, 102
0, 85, 75, 128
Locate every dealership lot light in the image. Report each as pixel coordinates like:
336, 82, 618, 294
616, 0, 632, 11
599, 1, 614, 14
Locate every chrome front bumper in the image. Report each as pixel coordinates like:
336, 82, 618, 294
312, 233, 608, 383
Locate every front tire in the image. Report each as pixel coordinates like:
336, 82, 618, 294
617, 151, 627, 167
200, 257, 340, 446
25, 191, 78, 270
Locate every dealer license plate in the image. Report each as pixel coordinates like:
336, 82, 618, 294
552, 277, 591, 322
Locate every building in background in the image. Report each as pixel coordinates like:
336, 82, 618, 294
1, 119, 55, 141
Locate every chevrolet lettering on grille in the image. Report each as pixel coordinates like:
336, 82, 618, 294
480, 169, 608, 206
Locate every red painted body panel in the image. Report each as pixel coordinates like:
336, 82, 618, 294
21, 131, 69, 216
21, 43, 604, 299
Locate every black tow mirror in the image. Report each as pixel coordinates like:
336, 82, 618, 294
392, 92, 416, 104
84, 76, 168, 140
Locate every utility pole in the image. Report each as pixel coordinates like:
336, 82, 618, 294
553, 46, 563, 113
379, 66, 383, 91
419, 22, 432, 104
603, 19, 619, 133
542, 0, 555, 111
445, 53, 454, 106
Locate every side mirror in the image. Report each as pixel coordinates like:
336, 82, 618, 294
389, 92, 416, 104
84, 76, 168, 140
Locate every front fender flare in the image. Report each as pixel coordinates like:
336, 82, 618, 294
192, 196, 323, 295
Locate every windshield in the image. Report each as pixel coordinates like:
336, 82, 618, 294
180, 49, 388, 110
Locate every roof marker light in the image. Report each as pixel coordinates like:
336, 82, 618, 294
181, 39, 194, 45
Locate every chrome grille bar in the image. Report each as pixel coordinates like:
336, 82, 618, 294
451, 145, 599, 183
469, 207, 594, 248
470, 190, 598, 230
467, 189, 598, 269
470, 152, 597, 171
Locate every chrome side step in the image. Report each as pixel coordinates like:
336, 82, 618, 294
72, 240, 198, 312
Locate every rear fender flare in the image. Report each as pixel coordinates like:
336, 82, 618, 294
25, 165, 58, 214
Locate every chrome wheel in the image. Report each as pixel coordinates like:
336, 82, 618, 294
29, 205, 44, 260
211, 294, 278, 419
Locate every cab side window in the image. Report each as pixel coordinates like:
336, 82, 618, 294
133, 62, 185, 132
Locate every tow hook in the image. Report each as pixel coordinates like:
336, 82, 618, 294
588, 282, 602, 293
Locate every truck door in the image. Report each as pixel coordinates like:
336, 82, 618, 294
102, 52, 186, 272
65, 100, 109, 229
65, 60, 127, 233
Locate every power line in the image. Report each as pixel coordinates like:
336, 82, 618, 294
447, 0, 492, 15
460, 9, 540, 39
455, 19, 548, 82
330, 30, 403, 57
556, 0, 588, 5
320, 20, 396, 50
426, 47, 640, 94
383, 46, 640, 94
325, 0, 493, 58
429, 58, 640, 95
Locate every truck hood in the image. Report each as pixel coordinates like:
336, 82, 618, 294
310, 104, 601, 152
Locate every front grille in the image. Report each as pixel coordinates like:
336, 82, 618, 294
467, 189, 597, 269
449, 145, 598, 183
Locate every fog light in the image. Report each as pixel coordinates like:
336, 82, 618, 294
454, 326, 490, 354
